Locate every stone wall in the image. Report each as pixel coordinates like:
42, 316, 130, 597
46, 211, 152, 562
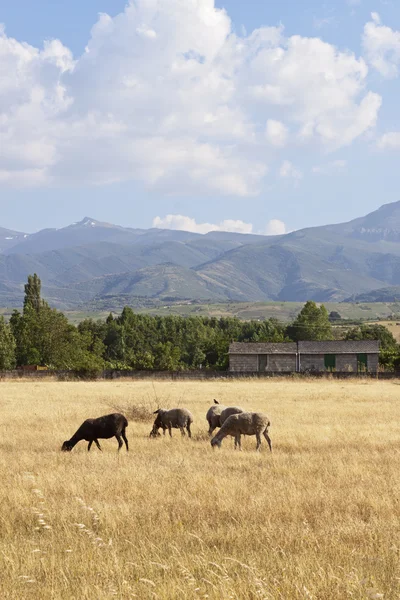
229, 354, 258, 372
366, 354, 379, 373
300, 353, 380, 373
230, 352, 380, 373
267, 354, 297, 372
336, 354, 358, 373
299, 354, 325, 372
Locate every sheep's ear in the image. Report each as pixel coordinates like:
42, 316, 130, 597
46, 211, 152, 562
154, 409, 160, 414
214, 399, 219, 404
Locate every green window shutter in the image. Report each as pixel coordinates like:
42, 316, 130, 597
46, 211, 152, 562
324, 354, 336, 372
357, 353, 368, 372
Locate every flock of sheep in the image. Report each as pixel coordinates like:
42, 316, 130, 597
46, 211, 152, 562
61, 399, 272, 453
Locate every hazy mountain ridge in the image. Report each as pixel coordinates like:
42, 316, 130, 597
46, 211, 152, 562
2, 202, 400, 309
0, 227, 29, 253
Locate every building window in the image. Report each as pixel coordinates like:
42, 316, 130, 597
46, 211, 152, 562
357, 353, 368, 372
258, 354, 268, 372
324, 354, 336, 372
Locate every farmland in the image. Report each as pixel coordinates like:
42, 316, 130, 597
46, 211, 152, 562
0, 379, 399, 599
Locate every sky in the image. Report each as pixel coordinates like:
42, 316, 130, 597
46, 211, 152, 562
1, 0, 400, 235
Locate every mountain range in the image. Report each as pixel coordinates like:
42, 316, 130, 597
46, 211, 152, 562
2, 201, 400, 310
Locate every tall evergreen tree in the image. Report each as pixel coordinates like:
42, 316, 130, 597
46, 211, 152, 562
0, 316, 16, 370
23, 274, 43, 314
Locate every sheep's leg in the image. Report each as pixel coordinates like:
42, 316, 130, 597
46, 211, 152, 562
168, 424, 172, 437
94, 439, 102, 451
180, 426, 186, 437
115, 435, 123, 452
187, 423, 192, 439
88, 440, 93, 452
263, 430, 272, 452
234, 434, 241, 450
256, 433, 262, 451
122, 430, 129, 451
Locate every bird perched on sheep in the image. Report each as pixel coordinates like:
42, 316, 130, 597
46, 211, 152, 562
206, 399, 226, 435
150, 408, 193, 438
61, 413, 128, 452
219, 406, 244, 425
211, 412, 272, 452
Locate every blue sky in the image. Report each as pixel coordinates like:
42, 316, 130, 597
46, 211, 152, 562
1, 0, 400, 235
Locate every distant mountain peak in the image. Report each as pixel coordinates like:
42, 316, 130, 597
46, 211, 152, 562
71, 217, 101, 228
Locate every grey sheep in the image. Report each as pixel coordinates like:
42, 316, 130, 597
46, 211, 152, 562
219, 406, 244, 425
61, 413, 128, 452
150, 408, 193, 438
206, 399, 226, 435
211, 412, 272, 452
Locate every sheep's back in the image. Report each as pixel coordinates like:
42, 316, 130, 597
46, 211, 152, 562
220, 406, 244, 425
221, 412, 270, 436
164, 408, 193, 426
82, 413, 127, 437
206, 404, 224, 425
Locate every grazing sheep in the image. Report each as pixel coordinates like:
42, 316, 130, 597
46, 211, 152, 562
61, 413, 128, 452
219, 406, 244, 426
206, 399, 226, 435
150, 408, 193, 438
211, 412, 272, 452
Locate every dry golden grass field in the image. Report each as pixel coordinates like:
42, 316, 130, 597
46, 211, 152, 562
0, 378, 399, 600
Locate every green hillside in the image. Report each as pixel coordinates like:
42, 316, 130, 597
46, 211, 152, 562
2, 201, 400, 310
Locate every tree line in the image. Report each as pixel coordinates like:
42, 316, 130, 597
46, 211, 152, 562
0, 274, 399, 372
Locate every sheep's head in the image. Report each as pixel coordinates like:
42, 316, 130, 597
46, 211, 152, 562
210, 437, 221, 449
149, 410, 164, 437
61, 441, 73, 452
149, 425, 161, 438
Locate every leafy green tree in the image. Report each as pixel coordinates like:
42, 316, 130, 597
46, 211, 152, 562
10, 306, 41, 365
328, 311, 342, 322
0, 316, 16, 370
344, 323, 398, 351
8, 281, 310, 372
286, 301, 333, 341
154, 342, 181, 370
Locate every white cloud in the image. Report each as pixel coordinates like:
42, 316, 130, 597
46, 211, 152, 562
377, 132, 400, 150
312, 159, 347, 174
153, 214, 288, 236
265, 219, 286, 235
136, 25, 157, 39
279, 160, 303, 181
363, 13, 400, 78
153, 214, 253, 234
0, 1, 383, 192
265, 119, 289, 147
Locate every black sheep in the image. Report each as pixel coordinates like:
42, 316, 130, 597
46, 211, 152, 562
61, 413, 129, 452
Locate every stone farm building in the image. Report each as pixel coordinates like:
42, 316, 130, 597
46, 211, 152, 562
228, 341, 380, 374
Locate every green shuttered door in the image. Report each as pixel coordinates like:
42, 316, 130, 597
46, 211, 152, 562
324, 354, 336, 372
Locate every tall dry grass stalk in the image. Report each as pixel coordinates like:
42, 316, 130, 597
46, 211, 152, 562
0, 378, 399, 599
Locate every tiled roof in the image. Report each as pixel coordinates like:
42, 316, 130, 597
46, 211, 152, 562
229, 340, 380, 354
298, 340, 380, 354
229, 342, 297, 354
